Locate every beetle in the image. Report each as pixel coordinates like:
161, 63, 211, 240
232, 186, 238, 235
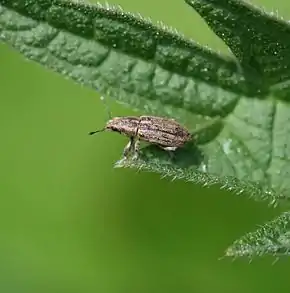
89, 115, 192, 159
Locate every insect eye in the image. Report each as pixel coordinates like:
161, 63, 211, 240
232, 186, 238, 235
111, 126, 121, 133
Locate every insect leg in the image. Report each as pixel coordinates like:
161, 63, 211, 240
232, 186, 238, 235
131, 119, 142, 160
123, 137, 135, 158
132, 138, 140, 160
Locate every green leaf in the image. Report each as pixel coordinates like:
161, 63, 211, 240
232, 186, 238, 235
185, 0, 290, 99
115, 152, 282, 207
1, 0, 288, 205
226, 212, 290, 258
1, 0, 290, 257
0, 0, 249, 119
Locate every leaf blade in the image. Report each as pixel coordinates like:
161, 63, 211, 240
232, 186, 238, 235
1, 0, 290, 207
0, 0, 247, 123
185, 0, 290, 98
226, 212, 290, 257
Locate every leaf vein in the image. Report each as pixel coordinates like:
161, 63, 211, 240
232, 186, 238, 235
227, 130, 264, 171
265, 101, 277, 187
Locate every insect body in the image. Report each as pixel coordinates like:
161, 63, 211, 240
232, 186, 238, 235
89, 116, 192, 159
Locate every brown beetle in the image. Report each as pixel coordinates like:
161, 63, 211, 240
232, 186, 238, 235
89, 115, 192, 158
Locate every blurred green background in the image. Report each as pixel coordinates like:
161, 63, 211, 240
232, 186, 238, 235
1, 0, 290, 292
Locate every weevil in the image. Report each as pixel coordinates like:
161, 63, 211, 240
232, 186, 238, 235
89, 97, 220, 159
89, 115, 192, 159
